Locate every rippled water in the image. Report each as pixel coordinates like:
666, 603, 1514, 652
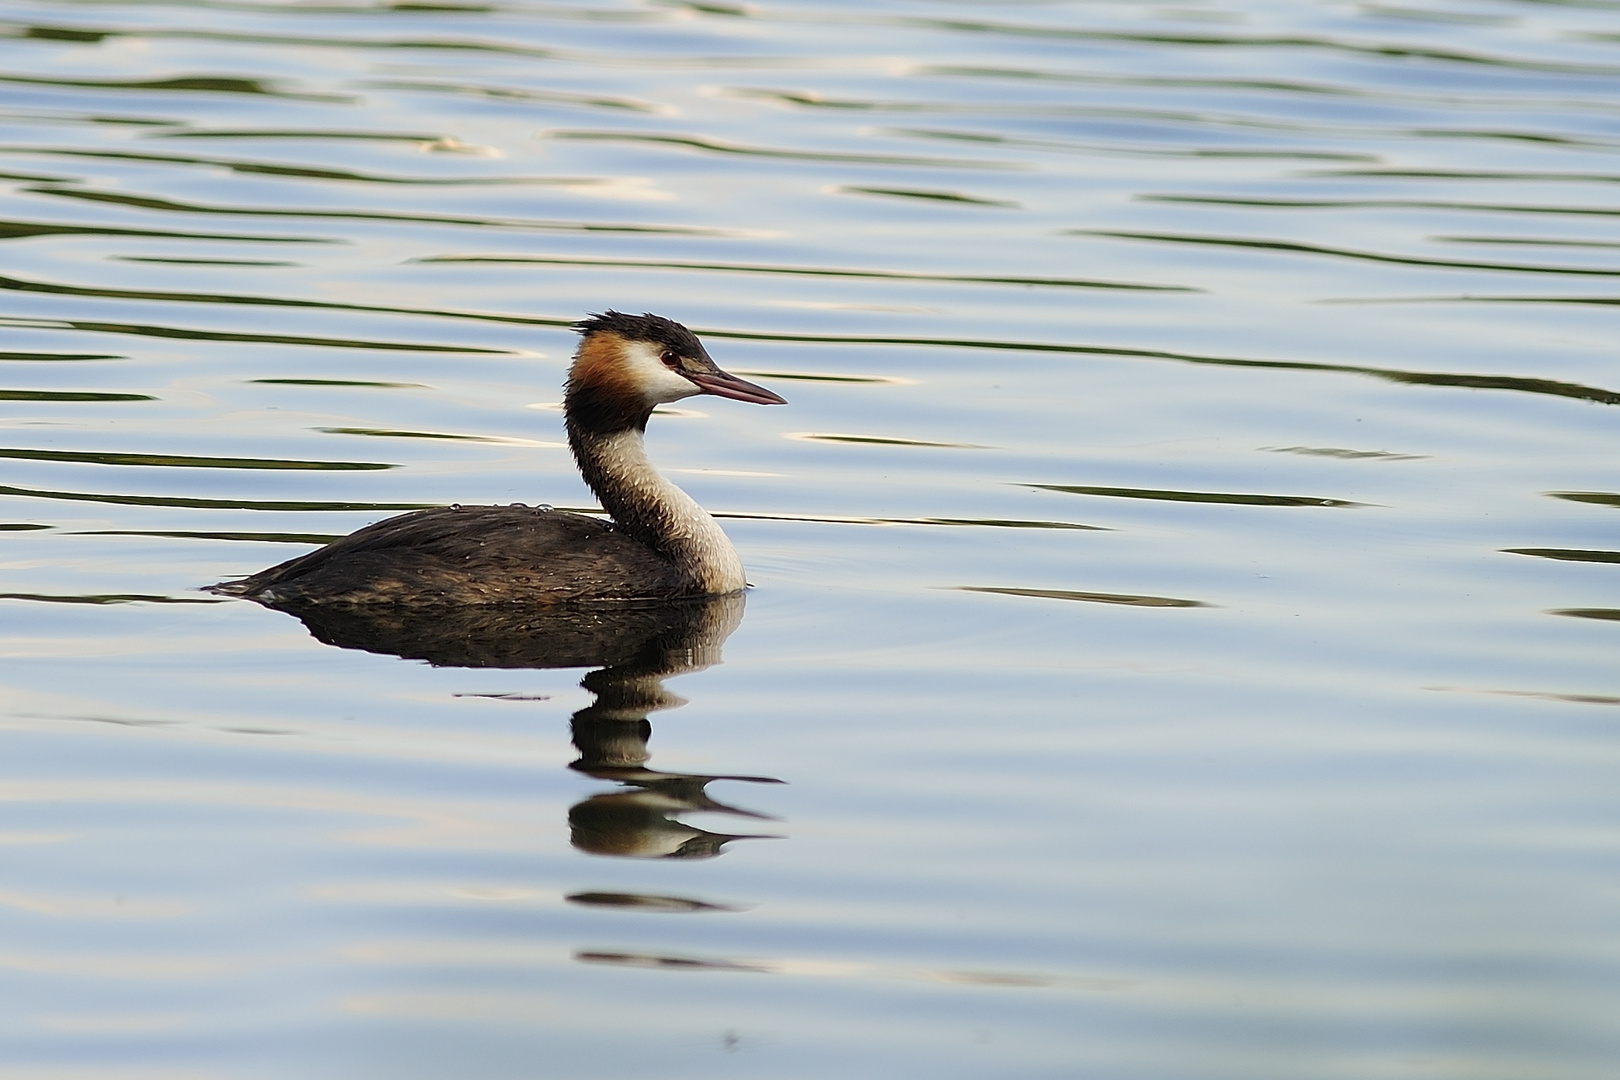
1, 0, 1619, 1075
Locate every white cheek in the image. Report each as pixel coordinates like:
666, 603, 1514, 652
621, 340, 700, 405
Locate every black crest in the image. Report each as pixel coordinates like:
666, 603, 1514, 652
573, 311, 709, 361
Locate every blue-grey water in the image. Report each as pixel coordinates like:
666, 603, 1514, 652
0, 0, 1617, 1076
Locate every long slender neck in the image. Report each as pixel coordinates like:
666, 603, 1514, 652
567, 417, 746, 595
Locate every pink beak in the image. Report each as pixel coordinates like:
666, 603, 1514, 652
686, 367, 787, 406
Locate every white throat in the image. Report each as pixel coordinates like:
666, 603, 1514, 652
583, 427, 747, 594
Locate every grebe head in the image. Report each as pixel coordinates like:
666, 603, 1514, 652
566, 312, 786, 433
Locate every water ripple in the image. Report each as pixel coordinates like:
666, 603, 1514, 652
76, 529, 343, 544
0, 217, 331, 243
1029, 484, 1363, 508
1078, 229, 1620, 277
1266, 446, 1427, 461
545, 130, 1023, 170
887, 126, 1381, 161
0, 315, 505, 353
698, 327, 1620, 407
790, 432, 988, 449
0, 71, 345, 101
0, 448, 393, 471
2, 23, 564, 61
889, 17, 1620, 77
250, 378, 424, 388
714, 510, 1102, 530
154, 127, 456, 144
1504, 548, 1620, 565
833, 185, 1018, 208
565, 892, 743, 913
0, 483, 434, 512
317, 427, 545, 444
1549, 608, 1620, 622
1142, 194, 1620, 218
420, 253, 1191, 291
0, 272, 556, 338
0, 389, 151, 402
1548, 492, 1620, 509
1307, 167, 1620, 185
28, 186, 744, 235
957, 586, 1210, 608
4, 146, 612, 186
363, 79, 663, 114
0, 592, 221, 605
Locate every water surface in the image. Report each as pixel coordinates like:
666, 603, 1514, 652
0, 0, 1618, 1076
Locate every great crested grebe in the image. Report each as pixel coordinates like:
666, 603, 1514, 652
210, 312, 786, 606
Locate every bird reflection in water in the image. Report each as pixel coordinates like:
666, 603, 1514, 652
565, 597, 783, 859
258, 590, 782, 859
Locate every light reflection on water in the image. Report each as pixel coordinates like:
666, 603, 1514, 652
0, 0, 1618, 1075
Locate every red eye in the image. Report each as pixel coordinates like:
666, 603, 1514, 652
660, 351, 681, 368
